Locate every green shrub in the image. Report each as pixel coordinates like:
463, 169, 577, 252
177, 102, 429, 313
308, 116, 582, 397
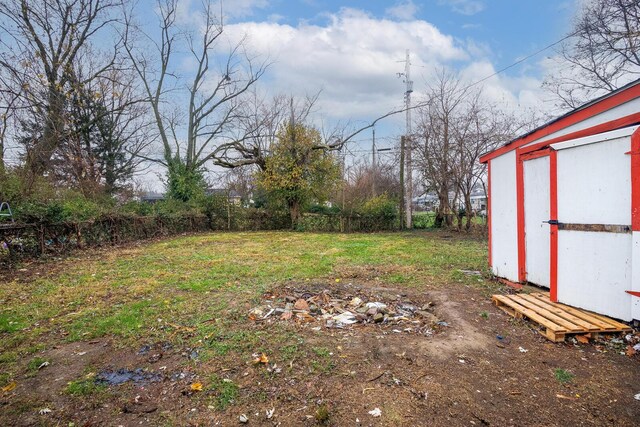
413, 212, 436, 229
359, 194, 397, 218
307, 204, 340, 215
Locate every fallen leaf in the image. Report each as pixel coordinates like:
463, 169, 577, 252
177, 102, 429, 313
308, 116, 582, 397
253, 353, 269, 364
626, 345, 636, 357
576, 335, 590, 344
280, 311, 292, 320
190, 382, 203, 392
2, 382, 16, 392
294, 299, 309, 311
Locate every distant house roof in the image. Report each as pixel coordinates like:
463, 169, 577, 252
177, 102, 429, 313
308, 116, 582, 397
140, 192, 165, 201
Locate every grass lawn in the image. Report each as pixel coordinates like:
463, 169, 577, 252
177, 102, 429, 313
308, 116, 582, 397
1, 231, 638, 426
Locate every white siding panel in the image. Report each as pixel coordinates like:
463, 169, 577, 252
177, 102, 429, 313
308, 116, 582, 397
632, 232, 640, 321
490, 151, 519, 281
557, 231, 632, 321
557, 137, 631, 225
523, 156, 550, 287
555, 133, 633, 321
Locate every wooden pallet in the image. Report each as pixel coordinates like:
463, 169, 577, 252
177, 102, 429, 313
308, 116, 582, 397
492, 292, 632, 342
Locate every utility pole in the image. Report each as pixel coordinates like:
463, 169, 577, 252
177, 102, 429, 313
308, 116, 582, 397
399, 136, 405, 230
403, 49, 413, 229
397, 49, 413, 228
371, 127, 376, 197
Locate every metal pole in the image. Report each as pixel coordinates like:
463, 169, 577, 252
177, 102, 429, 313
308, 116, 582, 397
404, 49, 413, 229
400, 136, 405, 230
372, 127, 376, 197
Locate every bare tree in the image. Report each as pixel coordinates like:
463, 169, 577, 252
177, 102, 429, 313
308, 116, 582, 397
122, 0, 269, 199
214, 92, 320, 170
415, 70, 519, 230
451, 99, 514, 231
0, 0, 124, 179
415, 70, 468, 228
544, 0, 640, 109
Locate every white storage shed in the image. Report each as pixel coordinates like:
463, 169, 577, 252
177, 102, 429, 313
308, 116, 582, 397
480, 79, 640, 322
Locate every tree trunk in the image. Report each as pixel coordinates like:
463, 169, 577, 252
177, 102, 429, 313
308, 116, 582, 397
289, 199, 301, 229
464, 193, 473, 232
434, 190, 449, 228
0, 140, 4, 175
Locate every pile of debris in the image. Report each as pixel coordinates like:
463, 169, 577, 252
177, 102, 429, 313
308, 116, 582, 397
249, 287, 446, 335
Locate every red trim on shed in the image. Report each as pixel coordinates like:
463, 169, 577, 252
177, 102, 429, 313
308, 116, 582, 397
519, 112, 640, 156
515, 152, 526, 282
520, 148, 551, 161
549, 149, 558, 302
480, 82, 640, 164
487, 161, 492, 267
632, 128, 640, 231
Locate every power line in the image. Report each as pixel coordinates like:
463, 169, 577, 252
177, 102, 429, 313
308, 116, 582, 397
464, 30, 579, 90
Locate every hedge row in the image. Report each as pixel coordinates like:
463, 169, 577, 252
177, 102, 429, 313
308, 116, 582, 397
0, 208, 399, 265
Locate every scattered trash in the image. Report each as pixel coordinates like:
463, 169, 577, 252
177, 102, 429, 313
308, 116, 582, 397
333, 311, 357, 326
38, 408, 52, 415
349, 297, 363, 307
170, 371, 196, 381
496, 335, 511, 348
37, 361, 50, 370
266, 408, 275, 419
496, 335, 511, 344
365, 302, 387, 311
556, 393, 577, 400
248, 287, 443, 335
96, 369, 163, 386
267, 363, 282, 374
239, 414, 249, 423
368, 407, 382, 417
634, 393, 640, 401
190, 382, 203, 392
518, 346, 528, 353
459, 269, 482, 276
253, 353, 269, 364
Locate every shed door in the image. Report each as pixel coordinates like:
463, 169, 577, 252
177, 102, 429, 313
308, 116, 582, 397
523, 155, 550, 287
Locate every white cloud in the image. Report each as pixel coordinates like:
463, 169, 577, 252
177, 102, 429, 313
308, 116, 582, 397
224, 8, 467, 122
385, 1, 420, 21
439, 0, 486, 16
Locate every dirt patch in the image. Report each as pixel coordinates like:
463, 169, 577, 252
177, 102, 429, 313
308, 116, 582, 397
1, 278, 639, 426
